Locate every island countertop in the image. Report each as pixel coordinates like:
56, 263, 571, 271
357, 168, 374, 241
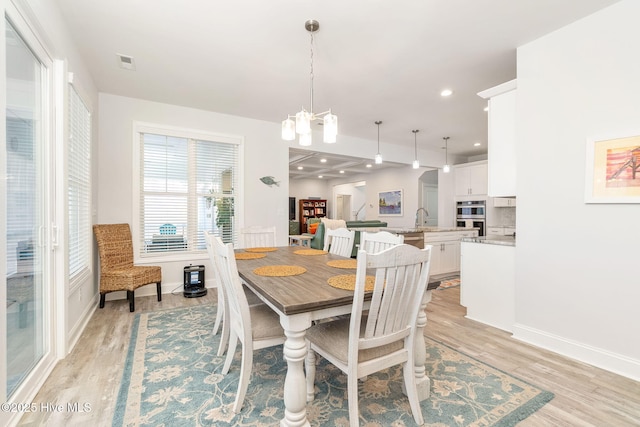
383, 227, 479, 234
461, 236, 516, 247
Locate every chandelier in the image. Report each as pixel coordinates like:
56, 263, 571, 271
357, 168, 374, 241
281, 20, 337, 146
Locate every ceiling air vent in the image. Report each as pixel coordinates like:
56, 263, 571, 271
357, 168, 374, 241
117, 53, 136, 71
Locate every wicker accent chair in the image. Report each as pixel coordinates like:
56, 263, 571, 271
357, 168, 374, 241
93, 223, 162, 312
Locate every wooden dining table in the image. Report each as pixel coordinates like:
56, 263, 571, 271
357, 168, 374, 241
236, 245, 434, 427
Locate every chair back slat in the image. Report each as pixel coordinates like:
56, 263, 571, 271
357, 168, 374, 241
360, 230, 404, 254
240, 225, 276, 249
323, 227, 355, 258
352, 244, 432, 352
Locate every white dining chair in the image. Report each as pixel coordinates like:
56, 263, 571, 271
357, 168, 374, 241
209, 235, 286, 414
323, 227, 355, 258
305, 244, 432, 427
205, 231, 263, 357
359, 230, 404, 254
240, 225, 276, 249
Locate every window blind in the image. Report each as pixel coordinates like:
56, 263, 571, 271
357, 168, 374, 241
139, 130, 239, 257
67, 85, 91, 282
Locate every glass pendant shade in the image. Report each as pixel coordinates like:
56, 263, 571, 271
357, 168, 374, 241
412, 159, 420, 169
282, 118, 296, 141
299, 132, 312, 146
443, 164, 451, 173
295, 110, 311, 135
375, 153, 382, 164
323, 113, 338, 143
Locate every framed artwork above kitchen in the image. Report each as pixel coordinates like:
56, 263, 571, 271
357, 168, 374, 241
378, 189, 403, 216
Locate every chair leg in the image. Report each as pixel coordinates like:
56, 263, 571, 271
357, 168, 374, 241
128, 290, 135, 312
213, 287, 224, 335
347, 373, 360, 427
232, 341, 253, 414
156, 282, 162, 301
99, 293, 106, 309
222, 331, 238, 375
403, 360, 424, 426
305, 346, 317, 402
217, 310, 230, 357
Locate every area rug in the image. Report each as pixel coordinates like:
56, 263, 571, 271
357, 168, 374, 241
437, 277, 461, 290
113, 305, 553, 427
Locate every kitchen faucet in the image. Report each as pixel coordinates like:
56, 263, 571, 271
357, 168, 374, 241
415, 207, 429, 228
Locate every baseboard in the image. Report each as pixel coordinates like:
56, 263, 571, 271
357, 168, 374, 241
66, 296, 98, 355
512, 323, 640, 381
105, 281, 218, 300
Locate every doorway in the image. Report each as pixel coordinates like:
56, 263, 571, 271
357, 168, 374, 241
3, 8, 58, 414
336, 194, 352, 221
419, 170, 439, 227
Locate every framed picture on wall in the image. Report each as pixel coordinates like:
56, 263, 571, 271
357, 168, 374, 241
378, 189, 403, 216
585, 132, 640, 203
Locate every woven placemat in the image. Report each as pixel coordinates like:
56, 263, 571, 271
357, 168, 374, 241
327, 274, 375, 291
326, 259, 357, 269
294, 249, 328, 256
253, 265, 307, 277
245, 247, 278, 253
235, 252, 267, 260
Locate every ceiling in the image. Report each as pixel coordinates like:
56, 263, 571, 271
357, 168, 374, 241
289, 147, 408, 181
55, 0, 619, 168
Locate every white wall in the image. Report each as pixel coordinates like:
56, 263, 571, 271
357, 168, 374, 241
98, 94, 290, 293
514, 0, 640, 380
326, 167, 456, 228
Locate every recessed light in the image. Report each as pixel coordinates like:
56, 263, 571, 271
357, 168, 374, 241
297, 166, 303, 170
474, 142, 481, 147
339, 170, 344, 174
441, 89, 453, 97
320, 158, 327, 163
366, 164, 372, 168
483, 106, 489, 112
318, 175, 323, 178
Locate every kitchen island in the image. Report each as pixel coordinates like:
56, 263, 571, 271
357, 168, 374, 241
460, 236, 515, 332
383, 227, 479, 276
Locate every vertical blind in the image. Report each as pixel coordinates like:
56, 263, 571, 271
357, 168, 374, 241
67, 85, 91, 282
139, 131, 239, 256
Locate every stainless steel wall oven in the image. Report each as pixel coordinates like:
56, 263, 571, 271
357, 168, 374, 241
456, 200, 486, 236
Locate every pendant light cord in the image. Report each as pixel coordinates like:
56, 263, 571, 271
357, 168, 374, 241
309, 32, 314, 115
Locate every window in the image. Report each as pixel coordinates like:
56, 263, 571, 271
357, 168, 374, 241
136, 124, 241, 257
68, 85, 91, 284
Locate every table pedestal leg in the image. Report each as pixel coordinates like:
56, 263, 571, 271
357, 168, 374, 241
403, 289, 432, 401
280, 318, 311, 427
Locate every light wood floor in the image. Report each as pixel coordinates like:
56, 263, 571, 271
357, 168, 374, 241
18, 287, 640, 426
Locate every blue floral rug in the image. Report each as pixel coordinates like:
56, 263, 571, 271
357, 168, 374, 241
113, 305, 553, 426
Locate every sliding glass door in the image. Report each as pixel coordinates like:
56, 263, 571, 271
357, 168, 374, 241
4, 14, 50, 398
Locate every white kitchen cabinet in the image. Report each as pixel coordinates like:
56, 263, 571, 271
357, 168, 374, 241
454, 161, 488, 197
486, 227, 504, 236
493, 197, 516, 207
486, 226, 515, 237
478, 80, 517, 197
424, 230, 478, 275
